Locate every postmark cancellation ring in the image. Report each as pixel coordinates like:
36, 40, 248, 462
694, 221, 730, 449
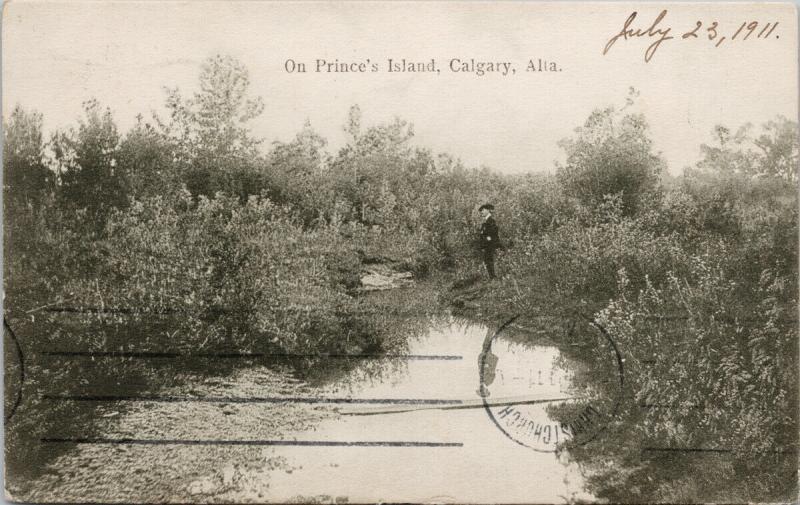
478, 313, 624, 453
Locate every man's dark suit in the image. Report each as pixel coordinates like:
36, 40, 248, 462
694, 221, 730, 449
480, 215, 500, 279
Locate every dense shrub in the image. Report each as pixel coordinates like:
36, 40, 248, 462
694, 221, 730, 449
484, 197, 689, 320
577, 250, 798, 502
62, 191, 373, 360
52, 100, 129, 222
3, 106, 52, 208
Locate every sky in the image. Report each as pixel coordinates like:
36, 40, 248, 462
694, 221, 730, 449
3, 1, 797, 175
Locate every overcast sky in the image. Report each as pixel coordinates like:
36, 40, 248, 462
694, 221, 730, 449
3, 1, 797, 175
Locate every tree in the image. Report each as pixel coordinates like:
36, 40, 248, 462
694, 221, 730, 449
331, 105, 417, 223
556, 93, 664, 216
697, 116, 798, 182
3, 105, 52, 208
684, 116, 799, 238
756, 117, 799, 182
117, 115, 176, 200
266, 120, 333, 224
53, 99, 127, 218
161, 55, 265, 198
270, 120, 329, 176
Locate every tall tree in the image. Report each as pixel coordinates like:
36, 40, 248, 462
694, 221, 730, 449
556, 93, 664, 216
162, 55, 265, 198
266, 120, 333, 224
3, 105, 51, 208
331, 105, 416, 223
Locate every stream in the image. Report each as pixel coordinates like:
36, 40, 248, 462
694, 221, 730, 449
12, 316, 593, 503
262, 318, 591, 503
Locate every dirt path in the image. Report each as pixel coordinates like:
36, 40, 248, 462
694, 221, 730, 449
10, 365, 335, 503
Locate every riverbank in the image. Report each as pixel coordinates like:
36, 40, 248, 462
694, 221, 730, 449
443, 273, 570, 347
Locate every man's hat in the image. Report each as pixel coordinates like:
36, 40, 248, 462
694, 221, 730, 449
478, 203, 495, 211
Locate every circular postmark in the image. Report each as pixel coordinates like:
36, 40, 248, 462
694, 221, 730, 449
478, 314, 624, 452
4, 317, 25, 423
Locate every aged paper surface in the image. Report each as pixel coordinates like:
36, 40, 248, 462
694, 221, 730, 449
3, 1, 798, 503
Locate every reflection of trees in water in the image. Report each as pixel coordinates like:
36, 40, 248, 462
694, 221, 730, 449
6, 315, 256, 481
492, 314, 566, 348
538, 319, 624, 452
553, 319, 621, 400
278, 284, 444, 389
9, 293, 449, 482
484, 314, 614, 402
297, 313, 460, 391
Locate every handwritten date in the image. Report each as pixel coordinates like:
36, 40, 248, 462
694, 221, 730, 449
603, 10, 780, 63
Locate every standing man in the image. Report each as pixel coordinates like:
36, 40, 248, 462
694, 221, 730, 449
479, 203, 501, 280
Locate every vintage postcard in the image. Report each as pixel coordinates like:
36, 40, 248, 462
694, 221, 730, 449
2, 1, 798, 503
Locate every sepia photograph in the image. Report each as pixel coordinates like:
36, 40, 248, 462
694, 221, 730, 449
2, 1, 798, 503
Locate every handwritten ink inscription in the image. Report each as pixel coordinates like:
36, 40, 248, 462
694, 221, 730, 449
604, 10, 780, 63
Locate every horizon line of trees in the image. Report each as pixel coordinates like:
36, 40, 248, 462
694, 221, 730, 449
5, 57, 797, 225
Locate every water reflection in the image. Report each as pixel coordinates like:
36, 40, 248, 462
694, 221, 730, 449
296, 315, 445, 389
259, 317, 593, 503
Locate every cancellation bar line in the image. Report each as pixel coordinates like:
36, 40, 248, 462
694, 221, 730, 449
41, 438, 463, 448
43, 394, 465, 405
41, 351, 462, 360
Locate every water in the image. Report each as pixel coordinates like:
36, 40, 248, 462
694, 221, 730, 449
262, 319, 591, 503
14, 311, 793, 503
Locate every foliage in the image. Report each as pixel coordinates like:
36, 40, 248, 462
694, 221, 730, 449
264, 121, 333, 225
697, 116, 798, 182
556, 92, 665, 216
3, 105, 52, 208
117, 115, 178, 200
455, 110, 797, 502
161, 54, 267, 199
52, 100, 128, 220
61, 191, 373, 361
579, 250, 798, 502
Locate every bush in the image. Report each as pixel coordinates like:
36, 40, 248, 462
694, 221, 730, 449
63, 191, 374, 361
488, 201, 689, 318
582, 251, 798, 502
